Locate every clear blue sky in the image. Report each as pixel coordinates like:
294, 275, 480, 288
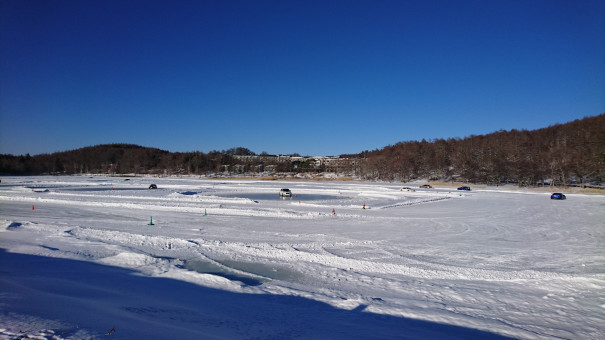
1, 0, 604, 156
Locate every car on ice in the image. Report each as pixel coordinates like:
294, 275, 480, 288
550, 193, 566, 200
420, 184, 433, 189
149, 184, 158, 189
279, 188, 292, 197
400, 187, 415, 192
457, 186, 471, 191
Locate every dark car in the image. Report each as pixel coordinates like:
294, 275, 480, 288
550, 193, 566, 200
420, 184, 433, 189
149, 184, 158, 189
457, 186, 471, 191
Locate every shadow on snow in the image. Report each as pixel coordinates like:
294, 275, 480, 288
0, 249, 514, 339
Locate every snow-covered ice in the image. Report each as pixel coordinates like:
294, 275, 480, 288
0, 176, 603, 339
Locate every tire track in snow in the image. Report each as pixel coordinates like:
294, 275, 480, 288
0, 195, 319, 219
375, 196, 453, 209
17, 219, 601, 286
189, 236, 598, 284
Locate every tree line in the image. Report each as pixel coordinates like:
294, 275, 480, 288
0, 144, 305, 176
350, 114, 604, 187
1, 114, 604, 187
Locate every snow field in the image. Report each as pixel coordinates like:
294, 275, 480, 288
0, 176, 604, 339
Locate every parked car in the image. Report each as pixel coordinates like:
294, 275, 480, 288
279, 188, 292, 197
550, 193, 566, 200
149, 184, 157, 189
457, 186, 471, 191
400, 187, 415, 192
420, 184, 433, 189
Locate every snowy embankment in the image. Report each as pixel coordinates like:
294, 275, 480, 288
0, 176, 603, 339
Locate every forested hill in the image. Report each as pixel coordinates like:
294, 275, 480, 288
1, 114, 604, 187
0, 144, 244, 176
351, 114, 605, 186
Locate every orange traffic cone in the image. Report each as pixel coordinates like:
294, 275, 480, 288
332, 208, 335, 215
32, 205, 35, 210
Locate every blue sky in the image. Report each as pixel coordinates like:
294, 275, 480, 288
1, 0, 604, 156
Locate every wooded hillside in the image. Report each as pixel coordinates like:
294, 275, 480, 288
352, 114, 604, 186
0, 144, 245, 176
1, 114, 604, 187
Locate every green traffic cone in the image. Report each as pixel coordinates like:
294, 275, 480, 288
204, 209, 207, 216
148, 216, 154, 225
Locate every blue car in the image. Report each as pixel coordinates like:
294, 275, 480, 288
550, 193, 566, 200
457, 186, 471, 191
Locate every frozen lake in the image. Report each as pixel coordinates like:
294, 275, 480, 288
0, 176, 603, 339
